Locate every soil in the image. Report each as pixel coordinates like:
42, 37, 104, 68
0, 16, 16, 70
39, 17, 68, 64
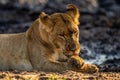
0, 71, 119, 80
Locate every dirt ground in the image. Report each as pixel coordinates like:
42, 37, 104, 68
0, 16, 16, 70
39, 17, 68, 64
0, 71, 119, 80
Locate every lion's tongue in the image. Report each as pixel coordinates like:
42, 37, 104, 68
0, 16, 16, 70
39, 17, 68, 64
67, 51, 78, 56
67, 51, 73, 54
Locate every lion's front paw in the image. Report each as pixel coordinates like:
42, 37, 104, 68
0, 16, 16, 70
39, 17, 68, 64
81, 64, 99, 73
68, 56, 84, 69
68, 55, 99, 73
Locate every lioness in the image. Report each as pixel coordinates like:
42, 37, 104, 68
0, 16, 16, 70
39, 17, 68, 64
0, 4, 98, 73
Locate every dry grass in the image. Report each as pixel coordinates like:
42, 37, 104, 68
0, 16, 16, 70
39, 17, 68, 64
0, 70, 119, 80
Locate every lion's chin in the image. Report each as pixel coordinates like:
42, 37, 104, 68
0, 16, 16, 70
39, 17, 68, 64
58, 58, 68, 62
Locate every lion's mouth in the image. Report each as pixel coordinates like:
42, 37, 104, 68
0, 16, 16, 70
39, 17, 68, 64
63, 50, 74, 58
58, 50, 77, 62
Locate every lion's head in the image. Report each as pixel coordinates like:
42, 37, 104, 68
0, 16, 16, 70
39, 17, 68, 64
39, 4, 80, 58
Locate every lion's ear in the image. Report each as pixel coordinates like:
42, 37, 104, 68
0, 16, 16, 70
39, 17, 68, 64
39, 12, 53, 32
66, 4, 80, 25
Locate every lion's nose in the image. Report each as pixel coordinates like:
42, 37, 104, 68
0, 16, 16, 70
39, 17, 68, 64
69, 43, 76, 51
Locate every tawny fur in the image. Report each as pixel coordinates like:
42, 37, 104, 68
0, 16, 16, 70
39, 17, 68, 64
0, 4, 98, 73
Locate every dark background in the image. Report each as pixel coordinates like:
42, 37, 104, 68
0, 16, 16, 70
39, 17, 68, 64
0, 0, 120, 72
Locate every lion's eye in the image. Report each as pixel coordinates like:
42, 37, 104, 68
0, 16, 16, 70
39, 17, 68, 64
73, 31, 77, 34
74, 31, 77, 34
73, 31, 78, 36
58, 33, 65, 40
59, 34, 64, 37
74, 30, 78, 34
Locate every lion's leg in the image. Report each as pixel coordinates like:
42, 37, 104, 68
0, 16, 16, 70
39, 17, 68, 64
11, 60, 33, 71
68, 56, 99, 73
42, 56, 98, 73
41, 59, 71, 72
